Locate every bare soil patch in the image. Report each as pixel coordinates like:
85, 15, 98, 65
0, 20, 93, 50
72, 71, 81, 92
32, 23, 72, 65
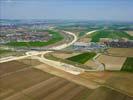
80, 71, 133, 97
97, 55, 126, 70
126, 31, 133, 36
0, 60, 29, 76
78, 37, 91, 42
107, 48, 133, 57
51, 52, 81, 59
87, 87, 132, 100
85, 60, 98, 68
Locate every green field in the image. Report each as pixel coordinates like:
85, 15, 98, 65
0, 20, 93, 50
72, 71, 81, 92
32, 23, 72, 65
67, 52, 96, 64
90, 30, 133, 42
0, 49, 12, 55
121, 57, 133, 72
6, 30, 63, 47
79, 32, 86, 37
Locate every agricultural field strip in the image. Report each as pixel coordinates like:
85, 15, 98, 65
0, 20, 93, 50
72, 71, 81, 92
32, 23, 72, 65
24, 80, 75, 100
90, 30, 133, 42
0, 49, 13, 55
0, 68, 54, 99
106, 48, 133, 57
35, 64, 133, 98
96, 54, 126, 70
2, 71, 89, 100
101, 84, 133, 98
42, 83, 79, 100
0, 59, 132, 94
80, 74, 133, 97
79, 73, 106, 84
104, 52, 132, 58
34, 64, 100, 89
0, 66, 33, 78
67, 52, 96, 64
56, 86, 85, 100
4, 77, 66, 99
121, 57, 133, 72
0, 89, 15, 98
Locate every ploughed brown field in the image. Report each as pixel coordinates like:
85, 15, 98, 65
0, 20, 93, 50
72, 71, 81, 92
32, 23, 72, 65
80, 72, 133, 97
0, 60, 132, 100
97, 54, 126, 70
0, 60, 92, 100
0, 60, 29, 76
107, 48, 133, 57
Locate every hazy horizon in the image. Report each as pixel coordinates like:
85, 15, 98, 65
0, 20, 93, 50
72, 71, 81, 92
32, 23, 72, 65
0, 0, 133, 21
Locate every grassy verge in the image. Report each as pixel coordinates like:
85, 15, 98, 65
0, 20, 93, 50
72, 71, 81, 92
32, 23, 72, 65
121, 57, 133, 72
44, 53, 93, 70
90, 30, 133, 42
67, 52, 96, 64
0, 49, 25, 57
0, 49, 12, 55
6, 30, 63, 47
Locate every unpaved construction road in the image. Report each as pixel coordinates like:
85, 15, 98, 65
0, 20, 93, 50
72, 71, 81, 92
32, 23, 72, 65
0, 30, 104, 75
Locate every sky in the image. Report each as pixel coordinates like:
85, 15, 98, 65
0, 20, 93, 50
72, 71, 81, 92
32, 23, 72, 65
0, 0, 133, 21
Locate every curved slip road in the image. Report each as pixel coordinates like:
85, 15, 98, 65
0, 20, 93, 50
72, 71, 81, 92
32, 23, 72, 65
28, 30, 104, 74
0, 30, 104, 74
32, 31, 85, 75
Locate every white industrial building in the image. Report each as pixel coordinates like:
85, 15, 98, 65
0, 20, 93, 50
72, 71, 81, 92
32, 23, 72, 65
73, 42, 105, 51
